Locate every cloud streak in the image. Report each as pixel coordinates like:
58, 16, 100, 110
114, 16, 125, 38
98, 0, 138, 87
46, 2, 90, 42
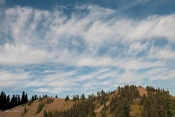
0, 4, 175, 96
0, 6, 175, 65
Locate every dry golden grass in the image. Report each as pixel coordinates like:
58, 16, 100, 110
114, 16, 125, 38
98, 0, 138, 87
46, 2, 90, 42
94, 100, 110, 114
171, 95, 175, 99
130, 100, 142, 117
0, 105, 24, 117
0, 88, 172, 117
0, 98, 74, 117
94, 104, 104, 114
137, 87, 147, 96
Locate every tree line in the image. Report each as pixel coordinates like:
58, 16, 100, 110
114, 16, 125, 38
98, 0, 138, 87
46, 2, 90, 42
0, 91, 37, 111
1, 85, 175, 117
44, 88, 113, 117
109, 85, 140, 117
43, 85, 175, 117
141, 86, 175, 117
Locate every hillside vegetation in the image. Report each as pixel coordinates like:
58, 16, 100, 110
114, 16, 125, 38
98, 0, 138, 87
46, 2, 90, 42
0, 85, 175, 117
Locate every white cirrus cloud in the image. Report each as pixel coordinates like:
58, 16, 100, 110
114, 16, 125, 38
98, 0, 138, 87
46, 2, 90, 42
0, 69, 30, 88
0, 4, 175, 96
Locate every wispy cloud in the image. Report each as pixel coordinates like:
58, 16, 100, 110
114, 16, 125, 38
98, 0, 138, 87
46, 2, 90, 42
0, 6, 175, 65
0, 4, 175, 96
0, 69, 30, 88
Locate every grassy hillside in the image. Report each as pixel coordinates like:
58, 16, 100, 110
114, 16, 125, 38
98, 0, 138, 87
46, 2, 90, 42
0, 85, 174, 117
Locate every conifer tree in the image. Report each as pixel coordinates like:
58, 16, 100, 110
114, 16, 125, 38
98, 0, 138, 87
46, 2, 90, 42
6, 95, 10, 109
32, 95, 35, 101
0, 91, 6, 110
21, 91, 25, 104
65, 95, 69, 101
25, 93, 28, 103
81, 93, 85, 101
120, 100, 130, 117
35, 95, 37, 100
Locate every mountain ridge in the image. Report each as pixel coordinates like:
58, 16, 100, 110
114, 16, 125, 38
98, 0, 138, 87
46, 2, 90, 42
0, 86, 174, 117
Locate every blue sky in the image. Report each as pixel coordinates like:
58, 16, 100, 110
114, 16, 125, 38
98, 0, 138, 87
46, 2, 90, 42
0, 0, 175, 98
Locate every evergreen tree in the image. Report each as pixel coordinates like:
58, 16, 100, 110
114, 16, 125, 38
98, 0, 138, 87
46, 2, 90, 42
32, 95, 35, 101
21, 91, 25, 104
0, 91, 6, 110
6, 95, 10, 109
17, 95, 21, 105
25, 93, 28, 103
165, 97, 175, 117
0, 91, 31, 111
65, 95, 69, 101
81, 93, 85, 101
119, 100, 130, 117
10, 95, 17, 108
35, 95, 37, 100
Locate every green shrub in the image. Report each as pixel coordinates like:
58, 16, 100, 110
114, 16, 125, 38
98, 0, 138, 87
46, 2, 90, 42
21, 106, 27, 116
36, 102, 45, 114
65, 95, 69, 101
46, 98, 54, 104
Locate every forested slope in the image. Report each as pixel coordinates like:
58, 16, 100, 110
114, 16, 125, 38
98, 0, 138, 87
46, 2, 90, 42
0, 85, 175, 117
